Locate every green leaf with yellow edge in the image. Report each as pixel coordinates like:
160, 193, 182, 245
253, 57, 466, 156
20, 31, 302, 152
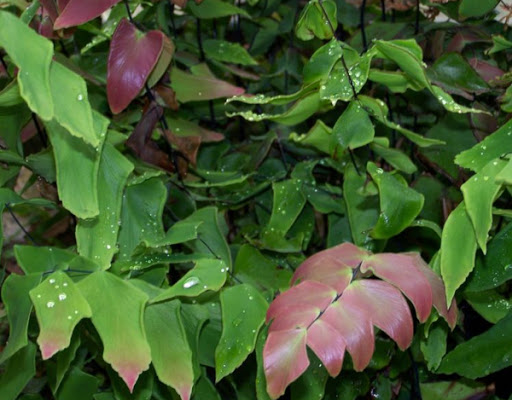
368, 162, 424, 239
77, 271, 151, 392
440, 202, 478, 306
332, 101, 374, 150
144, 298, 194, 400
49, 61, 98, 147
215, 284, 268, 382
117, 178, 166, 261
76, 143, 134, 269
0, 11, 54, 120
45, 113, 109, 219
151, 258, 228, 303
29, 271, 92, 360
456, 118, 512, 173
0, 273, 41, 364
0, 341, 36, 400
438, 312, 512, 378
461, 158, 506, 253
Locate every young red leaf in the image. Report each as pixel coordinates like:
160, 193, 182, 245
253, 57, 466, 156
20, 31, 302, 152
107, 19, 165, 114
268, 308, 319, 332
263, 329, 309, 399
342, 280, 414, 350
266, 281, 337, 324
54, 0, 122, 29
306, 319, 346, 376
360, 253, 433, 322
320, 300, 375, 371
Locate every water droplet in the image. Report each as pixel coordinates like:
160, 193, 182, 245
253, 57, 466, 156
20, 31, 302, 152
183, 276, 199, 289
63, 282, 68, 287
67, 316, 72, 320
49, 279, 56, 284
59, 293, 67, 301
106, 244, 111, 250
47, 301, 55, 308
77, 94, 84, 101
376, 168, 384, 174
37, 294, 41, 298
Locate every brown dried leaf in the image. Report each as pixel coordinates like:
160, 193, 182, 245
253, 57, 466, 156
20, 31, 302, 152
163, 130, 201, 166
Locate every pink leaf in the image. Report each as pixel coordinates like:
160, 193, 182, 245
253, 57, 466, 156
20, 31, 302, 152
40, 0, 59, 21
268, 308, 319, 332
266, 281, 337, 324
360, 253, 433, 322
291, 252, 354, 294
414, 261, 458, 329
307, 319, 346, 376
107, 19, 165, 114
321, 301, 375, 371
54, 0, 121, 29
343, 280, 413, 350
264, 329, 309, 399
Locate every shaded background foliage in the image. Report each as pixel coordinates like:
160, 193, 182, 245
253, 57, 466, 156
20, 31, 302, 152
0, 0, 512, 399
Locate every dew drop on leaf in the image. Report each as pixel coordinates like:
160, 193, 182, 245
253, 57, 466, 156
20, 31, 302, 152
183, 276, 200, 289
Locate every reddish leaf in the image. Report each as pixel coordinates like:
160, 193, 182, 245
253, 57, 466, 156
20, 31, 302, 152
343, 280, 413, 350
268, 308, 319, 332
321, 300, 375, 371
40, 0, 59, 21
360, 253, 433, 322
107, 19, 165, 114
263, 329, 309, 399
266, 281, 337, 324
126, 102, 174, 172
163, 130, 201, 166
468, 58, 504, 83
54, 0, 122, 29
155, 84, 180, 111
307, 320, 346, 376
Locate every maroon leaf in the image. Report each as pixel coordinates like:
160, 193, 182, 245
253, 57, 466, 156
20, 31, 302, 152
468, 58, 504, 83
54, 0, 122, 29
307, 320, 346, 376
263, 329, 309, 400
107, 19, 165, 114
40, 0, 59, 21
360, 253, 433, 322
163, 130, 201, 166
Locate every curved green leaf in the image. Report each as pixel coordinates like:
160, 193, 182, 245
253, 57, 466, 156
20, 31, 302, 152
203, 39, 256, 66
332, 101, 374, 150
0, 342, 36, 400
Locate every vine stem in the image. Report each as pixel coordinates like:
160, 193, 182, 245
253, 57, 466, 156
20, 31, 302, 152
5, 204, 38, 245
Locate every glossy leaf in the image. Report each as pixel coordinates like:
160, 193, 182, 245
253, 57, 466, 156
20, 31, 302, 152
30, 271, 92, 359
76, 143, 134, 269
215, 284, 268, 381
0, 273, 41, 364
0, 11, 54, 120
295, 0, 337, 41
440, 202, 478, 306
54, 0, 122, 28
465, 290, 512, 323
107, 19, 165, 114
303, 39, 342, 84
459, 0, 499, 18
438, 312, 512, 378
203, 39, 256, 66
77, 272, 152, 391
455, 118, 512, 172
461, 158, 506, 253
332, 101, 374, 150
370, 140, 417, 174
265, 179, 306, 236
144, 300, 194, 400
368, 162, 424, 239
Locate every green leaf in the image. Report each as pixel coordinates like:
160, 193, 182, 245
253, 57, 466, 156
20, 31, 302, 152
420, 381, 488, 400
192, 374, 221, 400
187, 0, 251, 19
465, 221, 512, 292
368, 162, 424, 239
49, 61, 98, 146
144, 300, 194, 400
500, 84, 512, 113
226, 85, 316, 106
77, 272, 152, 391
420, 322, 449, 371
488, 35, 512, 54
459, 0, 499, 18
179, 207, 232, 270
265, 179, 306, 236
51, 335, 81, 393
343, 163, 379, 248
440, 202, 478, 305
0, 342, 36, 400
438, 312, 512, 378
29, 271, 92, 360
45, 115, 107, 219
289, 120, 335, 156
290, 357, 328, 400
465, 290, 512, 323
456, 118, 512, 172
117, 178, 166, 260
368, 69, 421, 93
295, 0, 337, 41
0, 11, 54, 120
430, 86, 488, 114
0, 80, 24, 107
76, 143, 134, 269
332, 101, 374, 150
461, 158, 506, 253
215, 284, 268, 381
203, 39, 257, 66
0, 273, 41, 364
56, 367, 100, 400
151, 258, 228, 302
359, 96, 445, 147
303, 39, 342, 84
370, 140, 417, 174
234, 245, 292, 292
